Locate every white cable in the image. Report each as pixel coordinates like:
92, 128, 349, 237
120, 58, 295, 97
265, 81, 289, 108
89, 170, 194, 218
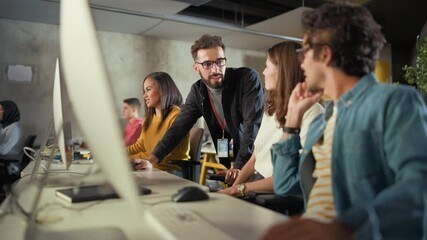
23, 147, 37, 162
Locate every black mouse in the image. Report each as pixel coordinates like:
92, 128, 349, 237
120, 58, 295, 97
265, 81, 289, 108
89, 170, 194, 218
171, 186, 209, 202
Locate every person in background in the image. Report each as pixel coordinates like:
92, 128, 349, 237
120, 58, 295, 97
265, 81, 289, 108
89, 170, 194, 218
135, 34, 265, 172
262, 3, 427, 239
128, 72, 189, 172
0, 100, 24, 155
122, 98, 143, 146
219, 41, 324, 197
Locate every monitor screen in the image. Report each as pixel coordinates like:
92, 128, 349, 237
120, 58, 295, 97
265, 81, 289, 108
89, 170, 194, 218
59, 0, 140, 211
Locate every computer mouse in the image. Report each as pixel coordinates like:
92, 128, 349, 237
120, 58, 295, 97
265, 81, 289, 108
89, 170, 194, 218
171, 186, 209, 202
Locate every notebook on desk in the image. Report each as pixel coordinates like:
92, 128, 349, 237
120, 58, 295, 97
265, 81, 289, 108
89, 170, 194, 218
56, 184, 151, 203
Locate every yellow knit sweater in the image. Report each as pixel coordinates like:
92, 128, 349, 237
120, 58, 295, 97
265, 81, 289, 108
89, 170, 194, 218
127, 105, 190, 170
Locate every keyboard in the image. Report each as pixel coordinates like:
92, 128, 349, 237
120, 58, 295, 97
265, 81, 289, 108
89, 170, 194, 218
145, 206, 235, 240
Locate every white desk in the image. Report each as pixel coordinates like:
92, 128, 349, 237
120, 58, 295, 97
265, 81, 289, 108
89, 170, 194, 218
21, 159, 95, 178
1, 163, 288, 240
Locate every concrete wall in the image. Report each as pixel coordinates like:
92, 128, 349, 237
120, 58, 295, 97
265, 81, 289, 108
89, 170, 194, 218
0, 19, 266, 145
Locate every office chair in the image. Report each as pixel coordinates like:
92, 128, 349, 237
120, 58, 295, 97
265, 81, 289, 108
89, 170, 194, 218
244, 154, 316, 215
246, 191, 304, 216
0, 134, 37, 177
204, 176, 303, 215
198, 149, 228, 185
168, 128, 204, 182
0, 134, 37, 196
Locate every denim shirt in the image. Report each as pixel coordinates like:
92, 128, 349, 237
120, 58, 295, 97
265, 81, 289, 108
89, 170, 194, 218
272, 73, 427, 239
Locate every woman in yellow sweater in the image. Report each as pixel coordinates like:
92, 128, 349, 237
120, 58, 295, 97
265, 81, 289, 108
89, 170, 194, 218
127, 72, 189, 171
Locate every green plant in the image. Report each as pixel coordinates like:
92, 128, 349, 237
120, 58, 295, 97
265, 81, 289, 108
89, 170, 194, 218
403, 36, 427, 99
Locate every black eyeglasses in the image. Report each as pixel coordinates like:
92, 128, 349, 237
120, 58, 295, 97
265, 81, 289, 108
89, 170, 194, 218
195, 58, 227, 70
296, 44, 328, 63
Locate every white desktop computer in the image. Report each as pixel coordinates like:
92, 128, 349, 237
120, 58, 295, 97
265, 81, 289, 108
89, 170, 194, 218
59, 0, 140, 211
25, 1, 142, 239
52, 58, 73, 171
28, 118, 54, 180
30, 59, 75, 176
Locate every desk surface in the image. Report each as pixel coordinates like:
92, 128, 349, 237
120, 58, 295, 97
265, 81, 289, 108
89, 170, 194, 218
21, 159, 95, 178
2, 162, 288, 240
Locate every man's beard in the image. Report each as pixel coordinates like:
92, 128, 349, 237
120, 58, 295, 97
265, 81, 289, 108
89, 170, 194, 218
199, 72, 224, 89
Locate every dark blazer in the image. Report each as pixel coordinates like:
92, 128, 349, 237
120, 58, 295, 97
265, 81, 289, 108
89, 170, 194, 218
152, 67, 265, 169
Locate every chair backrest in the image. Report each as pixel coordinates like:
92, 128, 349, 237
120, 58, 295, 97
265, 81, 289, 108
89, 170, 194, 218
0, 134, 37, 176
189, 128, 204, 162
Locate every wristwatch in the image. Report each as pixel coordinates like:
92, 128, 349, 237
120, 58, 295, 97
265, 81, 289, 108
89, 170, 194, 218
238, 183, 246, 197
282, 127, 301, 134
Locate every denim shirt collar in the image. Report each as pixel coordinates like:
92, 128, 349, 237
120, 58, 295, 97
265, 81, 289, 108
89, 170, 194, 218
325, 72, 378, 116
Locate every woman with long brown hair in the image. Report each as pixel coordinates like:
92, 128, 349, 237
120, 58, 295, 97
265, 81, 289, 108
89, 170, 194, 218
127, 72, 189, 171
219, 41, 324, 197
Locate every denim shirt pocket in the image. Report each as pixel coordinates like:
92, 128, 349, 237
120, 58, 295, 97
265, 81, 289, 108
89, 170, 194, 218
343, 130, 383, 180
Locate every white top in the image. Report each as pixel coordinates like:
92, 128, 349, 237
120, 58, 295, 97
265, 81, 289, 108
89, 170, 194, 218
254, 103, 324, 177
0, 121, 24, 155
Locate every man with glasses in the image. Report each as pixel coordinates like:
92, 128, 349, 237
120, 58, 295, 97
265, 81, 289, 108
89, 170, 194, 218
262, 3, 427, 240
136, 34, 264, 172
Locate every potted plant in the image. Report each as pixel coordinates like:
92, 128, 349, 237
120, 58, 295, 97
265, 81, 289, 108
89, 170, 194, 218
402, 36, 427, 103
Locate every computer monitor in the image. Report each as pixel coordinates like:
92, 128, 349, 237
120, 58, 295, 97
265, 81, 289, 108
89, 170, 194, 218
59, 0, 140, 211
53, 58, 73, 170
29, 118, 54, 180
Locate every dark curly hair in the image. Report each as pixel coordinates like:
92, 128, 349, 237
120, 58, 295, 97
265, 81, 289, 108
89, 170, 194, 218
302, 3, 386, 77
265, 41, 304, 127
190, 34, 225, 60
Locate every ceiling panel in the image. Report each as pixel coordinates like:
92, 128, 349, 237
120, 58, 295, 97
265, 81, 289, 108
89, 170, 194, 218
1, 0, 424, 51
0, 0, 60, 25
92, 9, 162, 35
89, 0, 190, 16
0, 0, 306, 50
247, 7, 311, 41
142, 20, 232, 42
